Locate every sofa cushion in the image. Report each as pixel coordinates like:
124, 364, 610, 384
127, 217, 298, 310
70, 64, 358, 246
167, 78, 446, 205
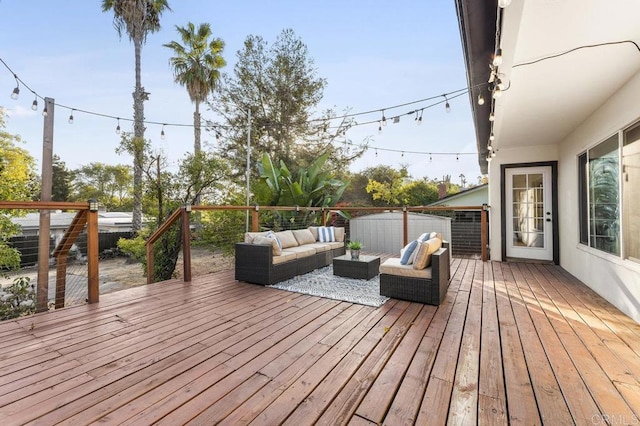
327, 241, 345, 250
275, 230, 299, 248
400, 240, 419, 265
281, 245, 317, 259
413, 237, 442, 270
380, 257, 433, 279
306, 242, 332, 252
272, 251, 297, 264
334, 227, 345, 242
308, 226, 319, 241
292, 229, 316, 245
252, 235, 282, 256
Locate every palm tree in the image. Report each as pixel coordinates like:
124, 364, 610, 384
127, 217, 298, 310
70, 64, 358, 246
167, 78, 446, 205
102, 0, 171, 232
164, 22, 226, 154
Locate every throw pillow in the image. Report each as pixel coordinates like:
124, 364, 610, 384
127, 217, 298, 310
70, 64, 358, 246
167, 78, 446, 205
274, 230, 299, 248
417, 232, 429, 242
400, 240, 419, 265
292, 229, 316, 245
318, 226, 336, 242
265, 231, 282, 251
334, 227, 345, 242
253, 235, 282, 256
413, 237, 442, 269
413, 241, 431, 269
429, 231, 443, 241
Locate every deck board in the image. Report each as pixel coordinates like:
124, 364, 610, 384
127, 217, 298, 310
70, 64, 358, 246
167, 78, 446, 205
0, 259, 639, 425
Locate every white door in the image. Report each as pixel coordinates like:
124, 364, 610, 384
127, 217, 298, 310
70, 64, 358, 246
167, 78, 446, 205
506, 166, 554, 261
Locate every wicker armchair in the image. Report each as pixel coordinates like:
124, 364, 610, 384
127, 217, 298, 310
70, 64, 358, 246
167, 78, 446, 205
379, 243, 450, 305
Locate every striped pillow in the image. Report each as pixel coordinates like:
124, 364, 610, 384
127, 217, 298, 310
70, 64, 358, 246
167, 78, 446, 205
265, 231, 282, 251
400, 240, 419, 265
318, 226, 336, 242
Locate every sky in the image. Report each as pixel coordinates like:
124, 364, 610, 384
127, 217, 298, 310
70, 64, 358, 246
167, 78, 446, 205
0, 0, 483, 188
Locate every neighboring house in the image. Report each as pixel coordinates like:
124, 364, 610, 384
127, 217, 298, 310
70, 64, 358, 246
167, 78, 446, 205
455, 0, 640, 322
429, 184, 488, 208
12, 211, 137, 236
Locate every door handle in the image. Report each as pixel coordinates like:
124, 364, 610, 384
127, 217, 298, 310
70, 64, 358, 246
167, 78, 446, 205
546, 218, 551, 222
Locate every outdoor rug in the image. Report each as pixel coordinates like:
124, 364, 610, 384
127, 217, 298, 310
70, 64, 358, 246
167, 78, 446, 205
268, 265, 389, 308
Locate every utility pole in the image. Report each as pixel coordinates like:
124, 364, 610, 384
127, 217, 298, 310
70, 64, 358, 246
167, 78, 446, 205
37, 97, 54, 312
245, 109, 252, 232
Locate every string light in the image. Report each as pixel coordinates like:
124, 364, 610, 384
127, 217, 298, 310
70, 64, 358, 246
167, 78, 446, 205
378, 121, 382, 134
375, 149, 378, 157
443, 94, 451, 113
489, 132, 495, 141
31, 95, 37, 111
42, 105, 48, 117
493, 48, 503, 67
489, 112, 495, 121
477, 93, 485, 105
161, 124, 166, 140
429, 153, 432, 162
381, 110, 387, 127
68, 109, 74, 124
10, 74, 19, 100
498, 0, 512, 8
456, 153, 459, 161
115, 118, 121, 134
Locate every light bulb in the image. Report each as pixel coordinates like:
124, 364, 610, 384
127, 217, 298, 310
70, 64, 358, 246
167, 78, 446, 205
489, 112, 495, 122
11, 87, 19, 100
487, 144, 494, 151
31, 98, 38, 111
382, 113, 387, 127
477, 94, 485, 105
493, 87, 502, 99
489, 133, 495, 141
115, 118, 121, 134
493, 48, 503, 67
161, 126, 166, 140
68, 112, 74, 124
417, 116, 422, 125
498, 0, 512, 8
487, 154, 493, 163
491, 150, 497, 158
42, 107, 48, 117
445, 101, 451, 113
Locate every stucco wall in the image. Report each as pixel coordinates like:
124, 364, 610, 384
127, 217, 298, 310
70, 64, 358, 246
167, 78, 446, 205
489, 71, 640, 323
556, 70, 640, 323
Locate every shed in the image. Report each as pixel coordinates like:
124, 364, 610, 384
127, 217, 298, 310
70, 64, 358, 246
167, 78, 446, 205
349, 211, 451, 254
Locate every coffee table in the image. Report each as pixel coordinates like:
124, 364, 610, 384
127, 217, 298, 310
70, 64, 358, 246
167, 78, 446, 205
333, 254, 381, 280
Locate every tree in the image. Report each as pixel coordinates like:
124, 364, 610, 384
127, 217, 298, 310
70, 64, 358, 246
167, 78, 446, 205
211, 29, 364, 185
73, 162, 133, 210
164, 22, 226, 155
102, 0, 171, 232
51, 155, 73, 202
0, 107, 38, 271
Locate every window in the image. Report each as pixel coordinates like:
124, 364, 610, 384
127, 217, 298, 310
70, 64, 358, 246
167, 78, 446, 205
623, 124, 640, 263
579, 135, 620, 256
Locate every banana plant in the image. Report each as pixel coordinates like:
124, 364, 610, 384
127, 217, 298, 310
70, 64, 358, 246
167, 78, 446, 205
257, 152, 350, 228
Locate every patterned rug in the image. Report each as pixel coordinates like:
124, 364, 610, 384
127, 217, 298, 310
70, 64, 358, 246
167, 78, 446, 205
268, 265, 389, 308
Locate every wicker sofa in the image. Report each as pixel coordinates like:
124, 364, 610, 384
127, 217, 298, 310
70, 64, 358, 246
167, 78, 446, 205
379, 241, 450, 305
235, 227, 346, 286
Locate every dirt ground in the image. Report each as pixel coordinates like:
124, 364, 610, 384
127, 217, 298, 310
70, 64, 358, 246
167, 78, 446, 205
1, 246, 234, 293
98, 245, 235, 288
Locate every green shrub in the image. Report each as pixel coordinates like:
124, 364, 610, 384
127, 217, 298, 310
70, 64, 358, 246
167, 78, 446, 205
1, 277, 36, 321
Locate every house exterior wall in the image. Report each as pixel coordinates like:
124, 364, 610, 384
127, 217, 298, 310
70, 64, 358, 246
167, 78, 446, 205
430, 186, 488, 207
487, 144, 559, 262
489, 71, 640, 323
556, 70, 640, 323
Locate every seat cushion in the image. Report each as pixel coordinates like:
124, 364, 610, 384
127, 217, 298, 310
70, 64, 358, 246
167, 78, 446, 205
272, 251, 297, 264
306, 242, 332, 252
380, 257, 433, 279
281, 245, 317, 259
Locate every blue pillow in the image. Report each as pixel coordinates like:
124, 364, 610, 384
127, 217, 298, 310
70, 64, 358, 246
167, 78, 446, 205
318, 226, 336, 242
400, 240, 419, 265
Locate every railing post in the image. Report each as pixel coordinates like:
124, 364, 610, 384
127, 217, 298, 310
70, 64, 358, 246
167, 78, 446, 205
481, 204, 489, 262
252, 205, 260, 232
55, 255, 67, 309
87, 200, 99, 304
146, 242, 154, 285
182, 204, 192, 282
402, 206, 408, 247
321, 207, 327, 226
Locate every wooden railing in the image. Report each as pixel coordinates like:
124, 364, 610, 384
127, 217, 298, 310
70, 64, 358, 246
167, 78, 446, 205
146, 204, 490, 284
0, 200, 100, 311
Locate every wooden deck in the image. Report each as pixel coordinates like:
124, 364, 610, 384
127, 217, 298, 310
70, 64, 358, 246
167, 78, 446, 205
1, 258, 639, 425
